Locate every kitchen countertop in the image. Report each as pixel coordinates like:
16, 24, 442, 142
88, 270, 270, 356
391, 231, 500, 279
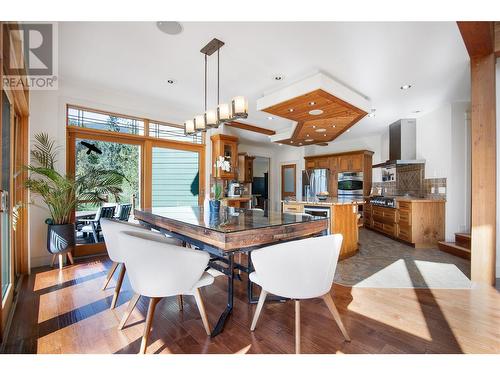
221, 195, 252, 201
394, 196, 446, 203
282, 197, 366, 206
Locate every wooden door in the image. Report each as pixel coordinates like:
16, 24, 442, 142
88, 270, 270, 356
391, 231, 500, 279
281, 164, 297, 199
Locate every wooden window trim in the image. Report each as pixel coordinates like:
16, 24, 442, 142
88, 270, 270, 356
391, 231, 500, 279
66, 106, 206, 258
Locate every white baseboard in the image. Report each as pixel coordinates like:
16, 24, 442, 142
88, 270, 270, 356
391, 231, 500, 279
30, 254, 53, 268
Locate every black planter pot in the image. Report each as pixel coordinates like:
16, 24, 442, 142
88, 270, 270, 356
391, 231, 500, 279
47, 223, 75, 255
209, 199, 221, 213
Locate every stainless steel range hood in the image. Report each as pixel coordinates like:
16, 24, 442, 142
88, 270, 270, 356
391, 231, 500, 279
372, 119, 425, 168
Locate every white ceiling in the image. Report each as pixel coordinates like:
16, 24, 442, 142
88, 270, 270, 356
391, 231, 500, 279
59, 22, 470, 145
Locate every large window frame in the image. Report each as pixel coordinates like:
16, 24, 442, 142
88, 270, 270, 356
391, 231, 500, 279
66, 104, 206, 257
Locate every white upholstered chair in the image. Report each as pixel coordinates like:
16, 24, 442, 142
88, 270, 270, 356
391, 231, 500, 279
249, 234, 350, 354
100, 218, 182, 309
117, 230, 214, 354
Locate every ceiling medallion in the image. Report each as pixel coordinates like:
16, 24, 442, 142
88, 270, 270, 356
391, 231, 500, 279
184, 38, 248, 135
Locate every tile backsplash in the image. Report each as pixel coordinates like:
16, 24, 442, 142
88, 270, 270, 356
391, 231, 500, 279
371, 164, 447, 199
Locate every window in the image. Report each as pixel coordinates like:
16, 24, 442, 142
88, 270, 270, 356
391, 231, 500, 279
67, 106, 145, 135
149, 121, 202, 144
152, 147, 199, 207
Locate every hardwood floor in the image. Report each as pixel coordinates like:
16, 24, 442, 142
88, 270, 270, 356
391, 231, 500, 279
2, 256, 499, 354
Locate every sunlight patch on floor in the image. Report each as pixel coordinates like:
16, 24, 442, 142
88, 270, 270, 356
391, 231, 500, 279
348, 286, 433, 341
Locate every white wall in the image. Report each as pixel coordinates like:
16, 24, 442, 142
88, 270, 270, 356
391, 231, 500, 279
416, 102, 471, 241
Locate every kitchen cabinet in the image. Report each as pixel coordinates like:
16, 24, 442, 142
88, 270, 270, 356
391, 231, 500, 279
367, 199, 445, 248
337, 154, 363, 172
304, 150, 373, 197
211, 134, 238, 180
282, 202, 304, 213
238, 153, 255, 183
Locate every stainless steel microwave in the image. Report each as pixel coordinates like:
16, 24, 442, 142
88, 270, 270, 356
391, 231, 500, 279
338, 172, 363, 196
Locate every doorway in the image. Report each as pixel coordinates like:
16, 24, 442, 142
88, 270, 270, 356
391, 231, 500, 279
252, 156, 270, 209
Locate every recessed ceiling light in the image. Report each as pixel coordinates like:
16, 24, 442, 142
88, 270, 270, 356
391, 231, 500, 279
267, 116, 273, 120
332, 125, 336, 128
323, 134, 327, 137
290, 140, 294, 144
312, 125, 316, 129
156, 21, 183, 35
309, 109, 323, 116
167, 79, 176, 84
346, 129, 351, 132
305, 139, 314, 142
299, 143, 302, 146
309, 101, 316, 106
273, 74, 285, 81
288, 108, 294, 112
400, 84, 412, 90
315, 128, 326, 133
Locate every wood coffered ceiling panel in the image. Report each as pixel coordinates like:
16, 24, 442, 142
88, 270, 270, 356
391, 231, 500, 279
262, 89, 367, 146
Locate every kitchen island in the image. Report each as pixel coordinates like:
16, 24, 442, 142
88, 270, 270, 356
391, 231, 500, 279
282, 197, 365, 259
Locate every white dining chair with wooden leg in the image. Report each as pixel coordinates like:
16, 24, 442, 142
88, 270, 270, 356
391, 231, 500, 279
100, 218, 182, 310
116, 230, 214, 354
249, 234, 350, 354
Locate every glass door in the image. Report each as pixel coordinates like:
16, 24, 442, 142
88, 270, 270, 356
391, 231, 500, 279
1, 90, 13, 310
73, 137, 141, 247
151, 146, 200, 207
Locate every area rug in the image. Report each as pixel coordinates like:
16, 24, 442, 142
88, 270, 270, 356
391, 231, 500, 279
334, 229, 471, 289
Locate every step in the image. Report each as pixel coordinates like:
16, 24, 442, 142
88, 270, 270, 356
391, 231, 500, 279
438, 241, 471, 260
455, 233, 471, 249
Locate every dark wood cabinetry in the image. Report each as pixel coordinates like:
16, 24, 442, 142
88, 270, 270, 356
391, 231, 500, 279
238, 153, 255, 183
304, 150, 373, 197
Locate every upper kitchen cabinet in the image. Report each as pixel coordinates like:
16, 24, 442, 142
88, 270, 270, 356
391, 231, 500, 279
238, 153, 255, 183
304, 150, 374, 196
337, 153, 364, 172
211, 134, 239, 179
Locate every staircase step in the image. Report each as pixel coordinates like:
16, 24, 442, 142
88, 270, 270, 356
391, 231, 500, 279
455, 233, 471, 249
438, 241, 471, 260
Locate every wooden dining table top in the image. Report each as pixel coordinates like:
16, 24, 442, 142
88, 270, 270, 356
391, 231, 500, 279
134, 206, 328, 252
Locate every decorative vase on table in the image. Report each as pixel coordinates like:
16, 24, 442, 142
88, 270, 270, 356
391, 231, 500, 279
209, 199, 221, 213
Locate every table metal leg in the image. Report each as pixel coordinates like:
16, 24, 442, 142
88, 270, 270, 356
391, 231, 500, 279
210, 253, 234, 337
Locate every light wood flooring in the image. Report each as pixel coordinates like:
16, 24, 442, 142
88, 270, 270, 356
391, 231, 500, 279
2, 256, 499, 354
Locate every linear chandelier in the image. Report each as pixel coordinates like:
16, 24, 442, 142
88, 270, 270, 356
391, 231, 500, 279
184, 38, 248, 135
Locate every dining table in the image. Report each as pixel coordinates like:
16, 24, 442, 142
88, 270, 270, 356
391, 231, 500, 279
134, 205, 329, 337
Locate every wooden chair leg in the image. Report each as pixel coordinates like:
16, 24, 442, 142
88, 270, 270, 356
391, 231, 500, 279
193, 289, 211, 335
295, 300, 301, 354
102, 261, 119, 290
250, 289, 267, 331
110, 264, 126, 309
140, 297, 161, 354
50, 254, 56, 267
118, 293, 141, 330
58, 254, 64, 270
177, 295, 184, 311
67, 252, 74, 265
322, 293, 351, 342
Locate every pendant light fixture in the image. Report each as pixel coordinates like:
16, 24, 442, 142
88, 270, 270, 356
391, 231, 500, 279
185, 38, 248, 135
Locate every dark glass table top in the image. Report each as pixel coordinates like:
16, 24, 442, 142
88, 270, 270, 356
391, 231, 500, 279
136, 206, 327, 234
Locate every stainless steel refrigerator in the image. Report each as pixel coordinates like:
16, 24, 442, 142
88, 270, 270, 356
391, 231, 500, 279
302, 169, 330, 198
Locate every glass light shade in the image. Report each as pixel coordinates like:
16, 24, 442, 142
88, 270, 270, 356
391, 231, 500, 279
194, 114, 206, 131
205, 109, 218, 128
184, 119, 195, 135
232, 96, 248, 118
217, 103, 232, 123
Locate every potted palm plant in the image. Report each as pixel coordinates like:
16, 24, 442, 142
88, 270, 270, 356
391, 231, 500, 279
25, 133, 125, 261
